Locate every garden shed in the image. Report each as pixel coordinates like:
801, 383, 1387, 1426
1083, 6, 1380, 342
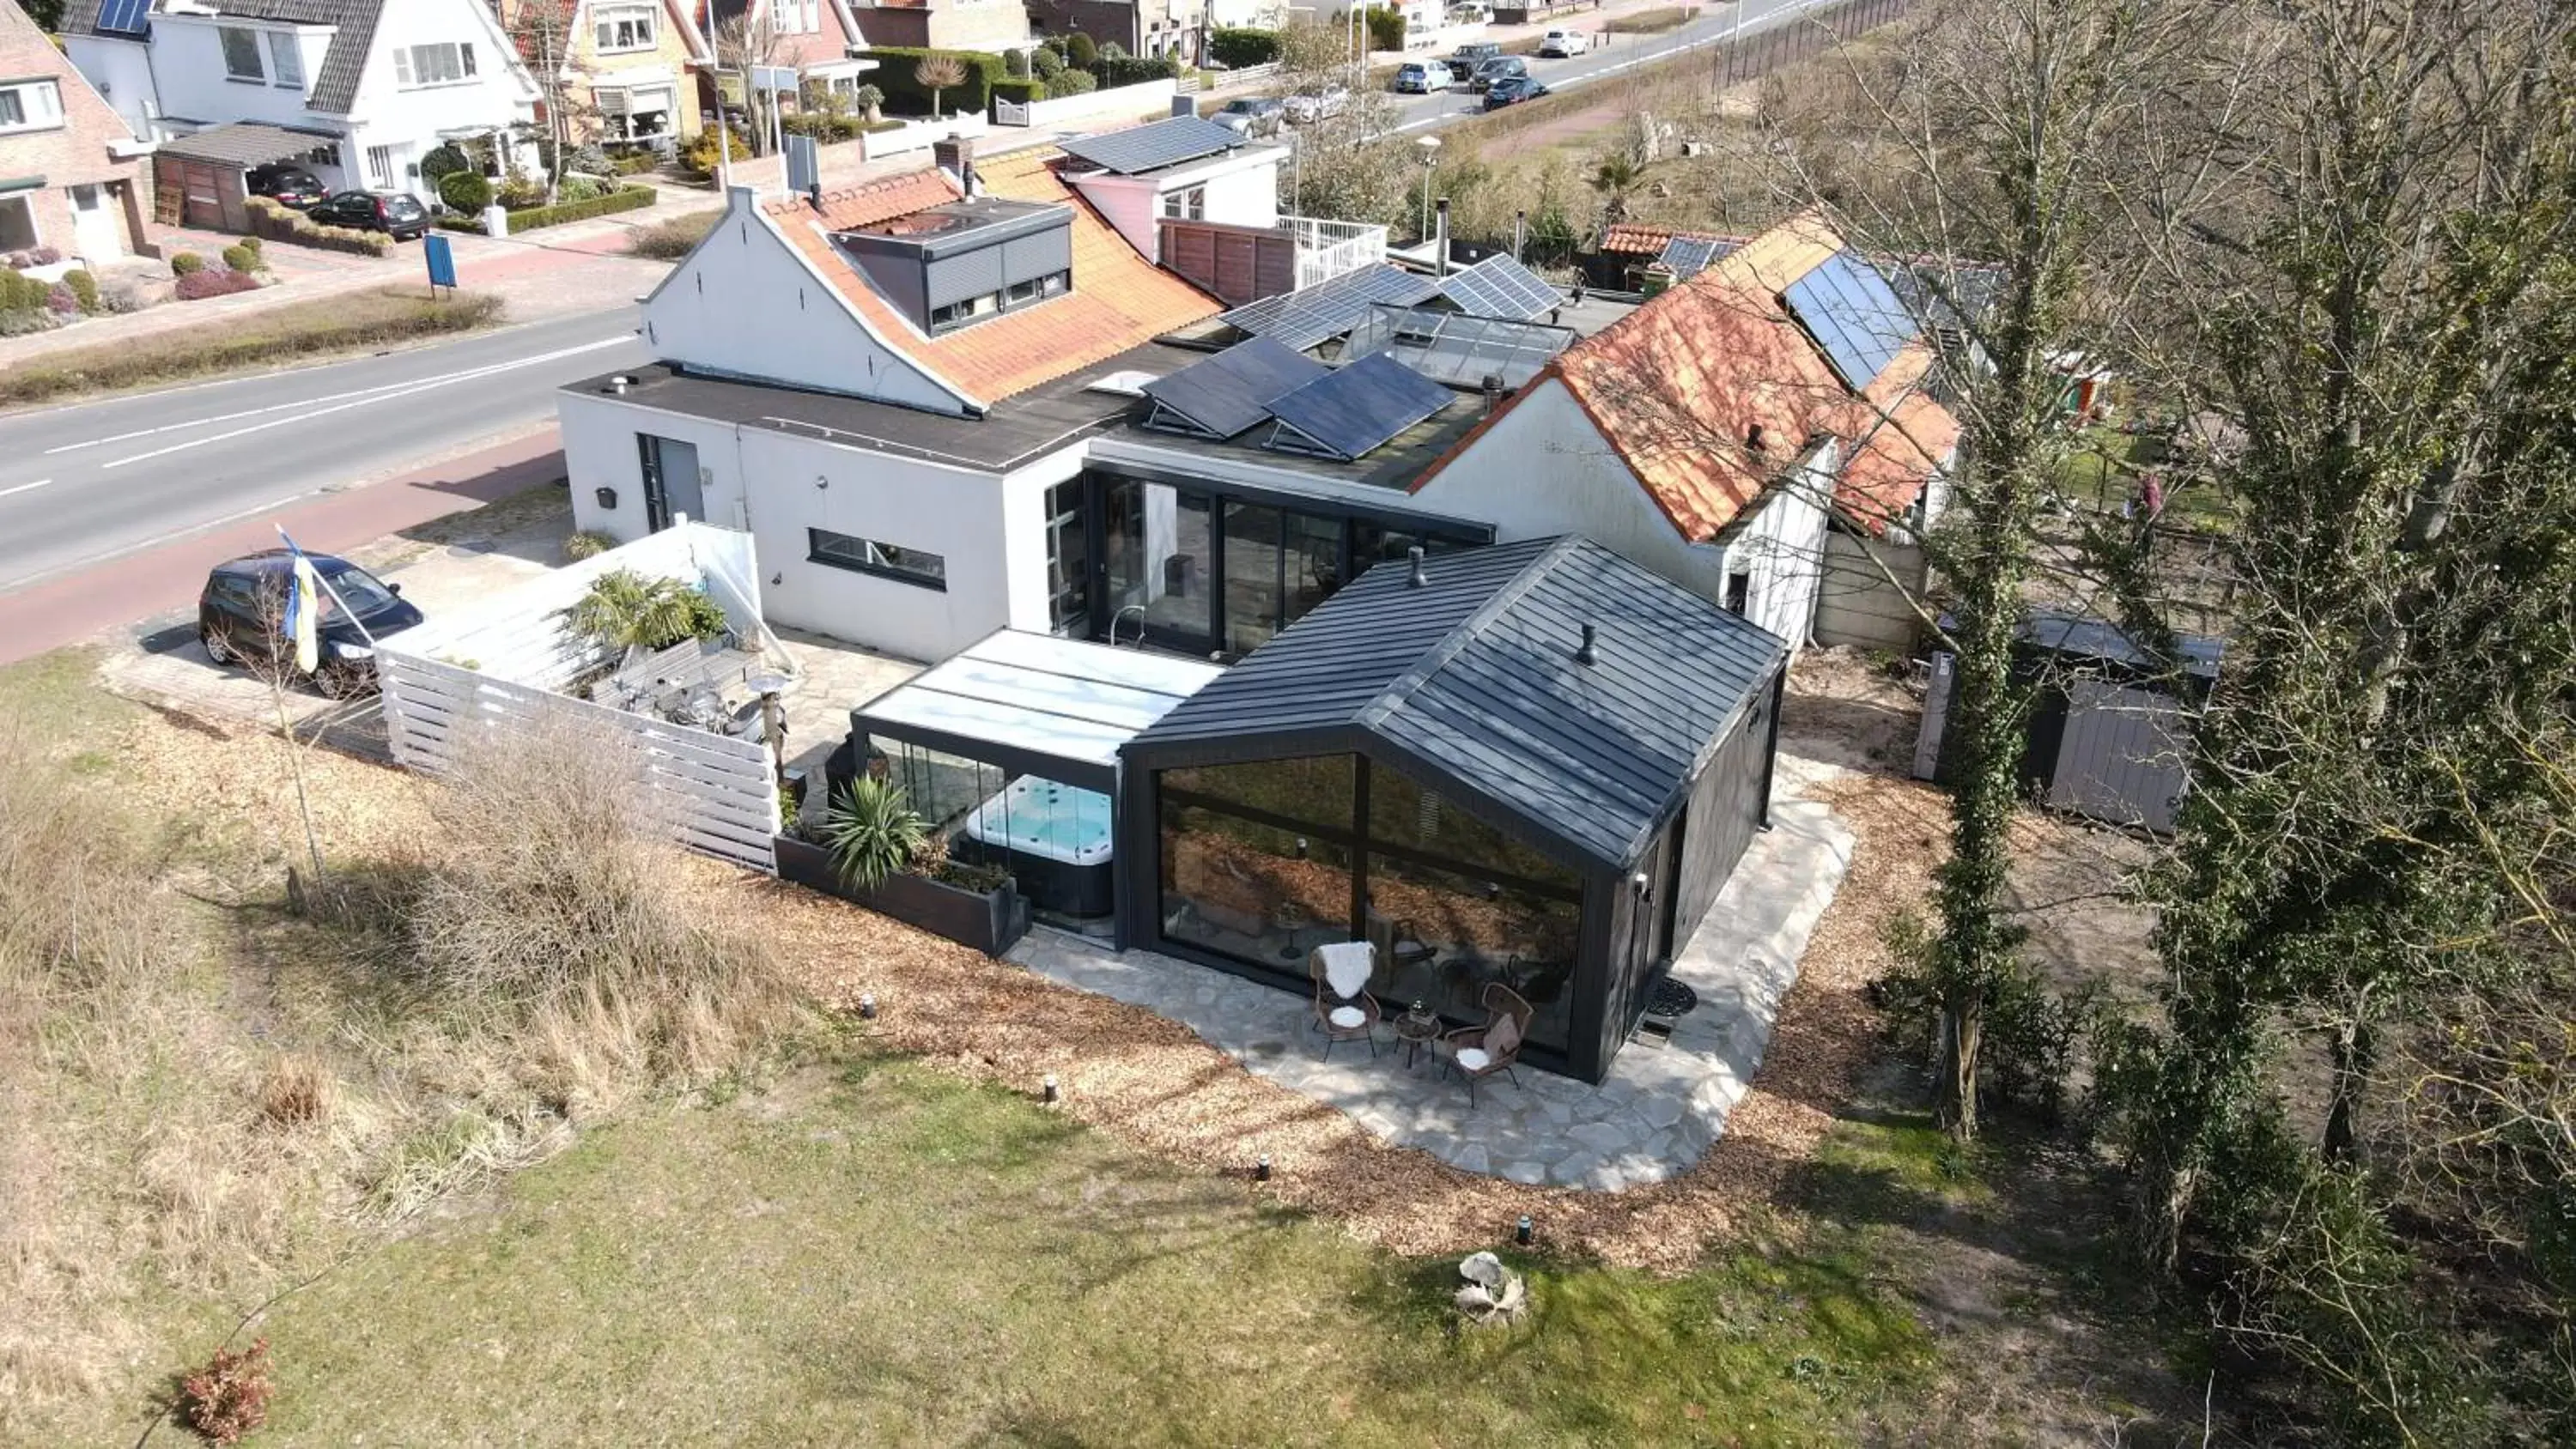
1117, 536, 1792, 1083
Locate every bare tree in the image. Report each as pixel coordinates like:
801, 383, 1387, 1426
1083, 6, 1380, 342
506, 0, 598, 203
714, 12, 787, 157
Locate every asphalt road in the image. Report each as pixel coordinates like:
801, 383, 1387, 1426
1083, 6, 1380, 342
0, 309, 648, 595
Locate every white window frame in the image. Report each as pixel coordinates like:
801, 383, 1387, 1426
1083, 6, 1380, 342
218, 26, 266, 82
598, 85, 677, 141
593, 3, 659, 54
267, 33, 305, 91
393, 42, 478, 89
365, 143, 397, 188
0, 80, 64, 134
1160, 185, 1206, 221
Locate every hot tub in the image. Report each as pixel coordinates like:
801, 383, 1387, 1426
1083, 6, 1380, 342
955, 775, 1116, 918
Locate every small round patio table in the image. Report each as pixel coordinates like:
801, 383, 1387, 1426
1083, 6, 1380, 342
1393, 1009, 1442, 1070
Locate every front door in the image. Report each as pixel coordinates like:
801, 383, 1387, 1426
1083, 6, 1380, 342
69, 184, 123, 263
637, 433, 703, 530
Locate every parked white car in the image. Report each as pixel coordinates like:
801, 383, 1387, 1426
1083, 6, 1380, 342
1283, 84, 1351, 124
1538, 27, 1591, 57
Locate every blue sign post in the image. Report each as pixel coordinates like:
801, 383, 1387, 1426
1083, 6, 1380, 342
422, 233, 458, 295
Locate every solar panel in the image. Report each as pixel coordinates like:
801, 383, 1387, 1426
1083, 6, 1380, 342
1783, 250, 1917, 391
1217, 264, 1442, 353
1263, 354, 1455, 462
1657, 234, 1735, 279
1057, 117, 1244, 176
1434, 254, 1562, 322
96, 0, 151, 33
1344, 305, 1575, 390
1139, 336, 1331, 439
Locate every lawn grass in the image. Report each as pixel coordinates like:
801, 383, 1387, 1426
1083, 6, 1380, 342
0, 287, 506, 407
216, 1052, 1932, 1447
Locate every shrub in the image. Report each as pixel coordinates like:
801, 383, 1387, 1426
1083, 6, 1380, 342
0, 267, 46, 311
245, 196, 393, 257
175, 1338, 274, 1446
991, 76, 1044, 107
0, 289, 501, 403
1005, 47, 1031, 78
1066, 32, 1097, 69
176, 269, 261, 301
1092, 52, 1181, 88
558, 175, 605, 203
63, 268, 99, 313
565, 568, 728, 652
1210, 27, 1282, 68
168, 251, 206, 276
419, 142, 471, 183
0, 308, 56, 336
569, 142, 612, 176
823, 776, 927, 891
219, 243, 258, 273
607, 148, 662, 174
1097, 40, 1127, 61
468, 185, 654, 233
1028, 45, 1065, 80
46, 282, 79, 315
239, 234, 263, 260
1363, 4, 1406, 52
857, 46, 1007, 116
682, 126, 750, 176
1047, 68, 1097, 97
562, 529, 617, 561
438, 169, 494, 214
495, 169, 548, 209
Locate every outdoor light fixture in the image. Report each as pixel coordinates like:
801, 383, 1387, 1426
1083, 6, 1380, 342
858, 992, 878, 1020
1042, 1073, 1060, 1105
593, 487, 618, 510
1516, 1216, 1534, 1246
1255, 1155, 1273, 1182
1294, 837, 1309, 859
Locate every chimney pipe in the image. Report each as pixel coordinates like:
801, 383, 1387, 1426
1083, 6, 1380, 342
1481, 373, 1504, 415
934, 133, 975, 195
1576, 623, 1598, 665
1512, 209, 1527, 263
1407, 546, 1429, 588
1434, 197, 1450, 277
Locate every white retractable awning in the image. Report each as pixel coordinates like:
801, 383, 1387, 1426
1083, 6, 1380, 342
851, 630, 1224, 788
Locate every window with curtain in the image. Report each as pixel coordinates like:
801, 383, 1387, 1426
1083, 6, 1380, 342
593, 3, 658, 52
218, 27, 264, 82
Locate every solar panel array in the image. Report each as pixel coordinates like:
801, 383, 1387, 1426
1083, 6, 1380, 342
1263, 354, 1455, 462
1343, 305, 1576, 390
1435, 254, 1562, 321
1656, 233, 1735, 280
96, 0, 151, 33
1139, 337, 1330, 439
1783, 250, 1917, 391
1217, 264, 1441, 352
1057, 117, 1244, 176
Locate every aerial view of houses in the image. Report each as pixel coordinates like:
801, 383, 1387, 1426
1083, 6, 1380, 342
0, 0, 2568, 1445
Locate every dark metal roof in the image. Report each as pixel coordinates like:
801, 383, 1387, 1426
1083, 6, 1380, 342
155, 120, 337, 167
2022, 609, 2226, 681
62, 1, 386, 113
1125, 537, 1790, 871
1058, 116, 1244, 176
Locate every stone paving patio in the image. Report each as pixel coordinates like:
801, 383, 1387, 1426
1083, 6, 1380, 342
1008, 779, 1856, 1191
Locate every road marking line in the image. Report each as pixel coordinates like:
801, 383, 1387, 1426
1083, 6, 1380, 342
46, 376, 445, 453
0, 478, 53, 499
98, 336, 631, 471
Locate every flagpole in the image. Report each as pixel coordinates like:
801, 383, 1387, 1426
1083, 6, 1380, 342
277, 526, 382, 649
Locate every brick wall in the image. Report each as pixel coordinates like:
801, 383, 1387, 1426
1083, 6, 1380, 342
0, 4, 150, 258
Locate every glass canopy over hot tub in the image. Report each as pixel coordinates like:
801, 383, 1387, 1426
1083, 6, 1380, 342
848, 630, 1225, 929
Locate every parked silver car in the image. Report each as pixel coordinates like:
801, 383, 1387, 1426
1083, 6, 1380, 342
1283, 84, 1351, 124
1212, 96, 1286, 137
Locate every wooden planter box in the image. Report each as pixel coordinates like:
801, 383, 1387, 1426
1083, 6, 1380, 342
773, 835, 1030, 956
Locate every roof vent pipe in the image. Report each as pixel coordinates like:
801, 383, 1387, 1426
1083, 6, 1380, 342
606, 375, 629, 396
1434, 197, 1450, 278
1512, 209, 1527, 263
1576, 622, 1598, 665
1481, 373, 1504, 415
1407, 546, 1429, 588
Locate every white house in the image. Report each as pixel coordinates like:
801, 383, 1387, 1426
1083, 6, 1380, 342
60, 0, 539, 203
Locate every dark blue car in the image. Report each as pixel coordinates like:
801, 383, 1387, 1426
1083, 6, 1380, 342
1483, 76, 1551, 110
198, 550, 422, 697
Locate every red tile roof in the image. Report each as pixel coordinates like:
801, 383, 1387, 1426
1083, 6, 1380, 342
762, 150, 1223, 409
1417, 212, 1959, 541
1600, 223, 1679, 256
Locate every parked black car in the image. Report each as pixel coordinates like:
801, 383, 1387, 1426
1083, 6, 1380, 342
1483, 76, 1551, 109
307, 190, 430, 241
245, 163, 328, 209
198, 551, 423, 698
1469, 56, 1530, 93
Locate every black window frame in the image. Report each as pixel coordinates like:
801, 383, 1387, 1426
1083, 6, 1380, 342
807, 527, 948, 591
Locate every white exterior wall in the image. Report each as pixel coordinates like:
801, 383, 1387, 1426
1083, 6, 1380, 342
131, 18, 336, 132
561, 388, 1082, 662
61, 36, 159, 139
1409, 378, 1831, 646
337, 0, 534, 197
643, 189, 971, 413
1068, 148, 1281, 264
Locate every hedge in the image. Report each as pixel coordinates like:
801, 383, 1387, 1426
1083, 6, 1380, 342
1210, 27, 1281, 68
856, 47, 1007, 116
1091, 53, 1182, 88
1048, 69, 1097, 97
441, 185, 656, 234
1363, 4, 1406, 52
990, 76, 1044, 107
246, 197, 395, 257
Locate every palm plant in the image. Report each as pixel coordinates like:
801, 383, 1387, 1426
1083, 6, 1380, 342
915, 55, 967, 119
822, 776, 927, 892
564, 569, 728, 652
1589, 155, 1643, 226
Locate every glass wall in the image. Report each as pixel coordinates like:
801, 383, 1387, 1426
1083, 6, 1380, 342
1155, 752, 1585, 1054
872, 739, 1118, 925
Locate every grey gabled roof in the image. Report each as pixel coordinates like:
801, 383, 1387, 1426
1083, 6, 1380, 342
155, 119, 337, 166
60, 1, 385, 115
1124, 537, 1789, 872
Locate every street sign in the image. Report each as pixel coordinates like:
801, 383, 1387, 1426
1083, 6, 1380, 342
750, 64, 799, 94
423, 233, 457, 292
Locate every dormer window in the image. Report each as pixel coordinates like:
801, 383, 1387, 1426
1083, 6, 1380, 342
829, 197, 1076, 337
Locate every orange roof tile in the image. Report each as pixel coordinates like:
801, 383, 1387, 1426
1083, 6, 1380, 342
764, 149, 1222, 409
1416, 211, 1959, 542
1600, 223, 1678, 256
762, 167, 961, 229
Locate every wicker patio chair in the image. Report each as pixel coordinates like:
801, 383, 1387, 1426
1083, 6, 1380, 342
1309, 942, 1382, 1061
1438, 983, 1533, 1107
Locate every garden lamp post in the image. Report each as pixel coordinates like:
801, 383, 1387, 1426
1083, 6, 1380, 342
1416, 134, 1442, 248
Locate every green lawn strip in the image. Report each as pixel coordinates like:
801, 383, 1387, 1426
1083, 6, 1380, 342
0, 288, 506, 408
246, 1053, 1933, 1447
